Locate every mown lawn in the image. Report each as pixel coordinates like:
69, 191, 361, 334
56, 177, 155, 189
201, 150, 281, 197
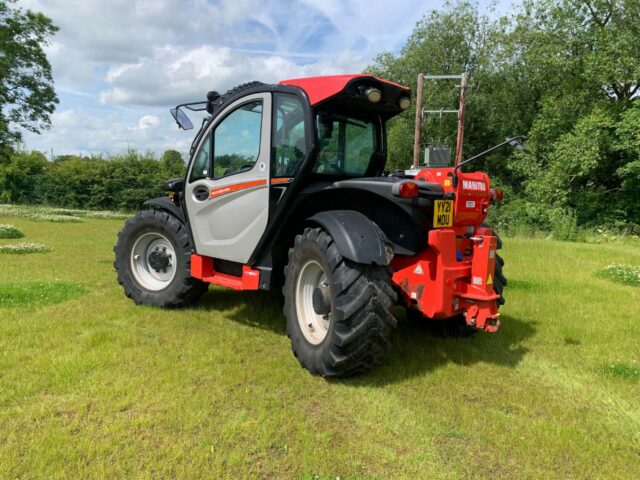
0, 214, 639, 479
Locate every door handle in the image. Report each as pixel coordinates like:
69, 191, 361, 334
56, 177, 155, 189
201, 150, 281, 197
193, 185, 209, 201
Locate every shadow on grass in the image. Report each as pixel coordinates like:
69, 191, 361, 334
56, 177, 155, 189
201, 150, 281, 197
349, 313, 536, 386
198, 288, 286, 335
197, 288, 535, 385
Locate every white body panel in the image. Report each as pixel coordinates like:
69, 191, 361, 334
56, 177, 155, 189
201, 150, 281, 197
184, 93, 272, 263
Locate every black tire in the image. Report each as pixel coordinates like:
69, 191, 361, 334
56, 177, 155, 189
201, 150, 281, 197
412, 234, 507, 338
283, 227, 397, 377
114, 210, 208, 308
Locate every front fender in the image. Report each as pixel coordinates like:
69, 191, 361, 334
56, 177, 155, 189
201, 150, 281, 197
143, 197, 186, 224
308, 210, 390, 265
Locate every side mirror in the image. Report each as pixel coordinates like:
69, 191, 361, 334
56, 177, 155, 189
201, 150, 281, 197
507, 135, 529, 153
170, 107, 194, 130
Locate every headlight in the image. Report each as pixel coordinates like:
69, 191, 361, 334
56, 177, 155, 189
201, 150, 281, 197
365, 87, 382, 103
398, 96, 411, 110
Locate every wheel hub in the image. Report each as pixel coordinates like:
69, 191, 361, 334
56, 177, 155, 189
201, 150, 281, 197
148, 247, 172, 273
130, 232, 177, 291
312, 284, 331, 316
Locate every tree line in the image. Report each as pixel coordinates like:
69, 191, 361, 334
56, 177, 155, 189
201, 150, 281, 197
0, 149, 185, 211
369, 0, 640, 235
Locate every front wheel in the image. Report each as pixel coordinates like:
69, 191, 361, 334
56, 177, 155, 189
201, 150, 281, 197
283, 227, 397, 377
114, 210, 208, 308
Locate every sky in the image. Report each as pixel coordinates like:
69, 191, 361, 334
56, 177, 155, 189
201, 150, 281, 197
17, 0, 509, 158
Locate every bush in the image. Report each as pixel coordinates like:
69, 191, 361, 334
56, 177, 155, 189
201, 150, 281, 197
0, 224, 24, 239
26, 213, 84, 223
597, 264, 640, 287
487, 201, 585, 241
0, 204, 20, 216
600, 362, 640, 381
0, 242, 52, 254
548, 208, 579, 241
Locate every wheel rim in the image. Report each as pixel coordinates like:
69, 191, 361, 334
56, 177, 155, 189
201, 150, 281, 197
295, 260, 331, 345
130, 232, 177, 291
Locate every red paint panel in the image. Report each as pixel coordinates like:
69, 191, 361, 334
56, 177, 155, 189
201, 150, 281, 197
414, 167, 491, 227
191, 254, 261, 291
391, 229, 500, 332
279, 74, 410, 105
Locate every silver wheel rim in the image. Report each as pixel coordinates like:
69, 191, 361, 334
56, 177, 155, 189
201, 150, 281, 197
130, 232, 177, 291
295, 260, 331, 345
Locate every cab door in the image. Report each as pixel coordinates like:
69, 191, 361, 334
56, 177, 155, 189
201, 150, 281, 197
184, 93, 272, 264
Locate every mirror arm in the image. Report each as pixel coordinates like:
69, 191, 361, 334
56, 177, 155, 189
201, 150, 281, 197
451, 135, 527, 187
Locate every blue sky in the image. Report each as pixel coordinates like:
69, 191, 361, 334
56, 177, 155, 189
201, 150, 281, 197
18, 0, 512, 157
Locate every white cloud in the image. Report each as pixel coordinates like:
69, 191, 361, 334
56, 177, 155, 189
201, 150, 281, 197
16, 0, 436, 155
25, 107, 190, 157
98, 44, 363, 107
137, 115, 160, 130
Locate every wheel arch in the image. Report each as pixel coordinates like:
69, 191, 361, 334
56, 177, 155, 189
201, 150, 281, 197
143, 197, 186, 224
306, 210, 391, 266
251, 188, 425, 290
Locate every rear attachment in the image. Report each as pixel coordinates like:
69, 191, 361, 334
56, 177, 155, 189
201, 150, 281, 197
391, 226, 500, 332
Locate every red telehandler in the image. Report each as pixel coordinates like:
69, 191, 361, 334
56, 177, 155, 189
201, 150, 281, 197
114, 74, 522, 376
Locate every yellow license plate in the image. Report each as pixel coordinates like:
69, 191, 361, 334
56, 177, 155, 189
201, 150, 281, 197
433, 200, 454, 227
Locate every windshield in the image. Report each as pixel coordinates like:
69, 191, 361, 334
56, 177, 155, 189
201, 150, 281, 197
312, 111, 378, 177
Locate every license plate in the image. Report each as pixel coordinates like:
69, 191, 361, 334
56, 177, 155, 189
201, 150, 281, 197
433, 200, 454, 227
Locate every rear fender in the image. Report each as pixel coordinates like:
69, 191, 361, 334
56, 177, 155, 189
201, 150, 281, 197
308, 210, 391, 265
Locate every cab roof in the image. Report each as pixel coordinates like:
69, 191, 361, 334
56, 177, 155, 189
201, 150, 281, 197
279, 74, 410, 106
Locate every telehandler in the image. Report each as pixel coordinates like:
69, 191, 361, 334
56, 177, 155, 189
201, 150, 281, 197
115, 74, 516, 376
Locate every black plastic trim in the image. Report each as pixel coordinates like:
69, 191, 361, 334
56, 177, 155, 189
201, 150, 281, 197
143, 197, 186, 224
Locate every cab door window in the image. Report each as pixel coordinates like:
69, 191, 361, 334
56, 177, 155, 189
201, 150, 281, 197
190, 135, 211, 182
213, 100, 263, 179
272, 94, 306, 177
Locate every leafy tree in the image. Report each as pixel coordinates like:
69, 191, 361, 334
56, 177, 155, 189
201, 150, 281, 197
0, 0, 58, 153
160, 149, 185, 178
370, 0, 640, 229
0, 149, 47, 203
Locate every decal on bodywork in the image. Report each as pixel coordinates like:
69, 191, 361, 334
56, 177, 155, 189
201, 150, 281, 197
209, 178, 293, 199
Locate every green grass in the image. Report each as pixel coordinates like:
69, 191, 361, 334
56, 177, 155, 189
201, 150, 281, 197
0, 282, 87, 308
0, 214, 639, 479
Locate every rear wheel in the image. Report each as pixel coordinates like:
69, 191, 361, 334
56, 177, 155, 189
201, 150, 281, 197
283, 227, 397, 377
114, 210, 208, 308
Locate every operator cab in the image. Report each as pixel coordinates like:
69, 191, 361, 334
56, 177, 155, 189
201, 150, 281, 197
171, 75, 412, 181
169, 75, 413, 266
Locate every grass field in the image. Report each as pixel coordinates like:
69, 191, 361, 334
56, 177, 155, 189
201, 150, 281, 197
0, 212, 639, 479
